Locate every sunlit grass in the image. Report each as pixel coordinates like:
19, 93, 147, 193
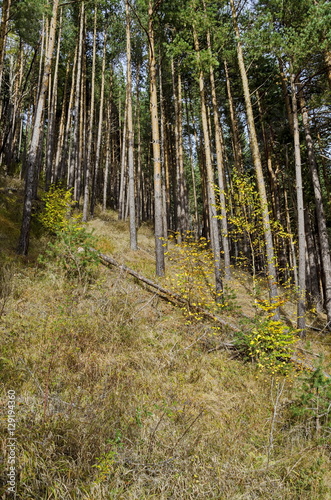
0, 194, 330, 499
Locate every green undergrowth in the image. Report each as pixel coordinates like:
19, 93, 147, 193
0, 199, 331, 499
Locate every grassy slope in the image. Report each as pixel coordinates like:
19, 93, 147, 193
0, 189, 331, 499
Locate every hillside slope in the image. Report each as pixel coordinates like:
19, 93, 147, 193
0, 195, 331, 499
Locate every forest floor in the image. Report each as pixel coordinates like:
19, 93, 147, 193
1, 179, 331, 499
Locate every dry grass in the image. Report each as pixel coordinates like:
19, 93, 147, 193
0, 203, 331, 499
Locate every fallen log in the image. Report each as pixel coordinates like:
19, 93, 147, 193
98, 251, 239, 332
96, 250, 330, 378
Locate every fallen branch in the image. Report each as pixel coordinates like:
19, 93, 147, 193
97, 251, 239, 331
96, 250, 330, 378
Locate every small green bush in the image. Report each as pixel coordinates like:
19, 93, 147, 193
40, 223, 99, 283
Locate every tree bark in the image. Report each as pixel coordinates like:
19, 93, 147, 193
148, 0, 165, 276
126, 0, 137, 250
0, 0, 11, 118
82, 5, 97, 221
68, 2, 84, 192
207, 29, 231, 280
290, 74, 306, 333
224, 60, 243, 173
45, 8, 62, 190
230, 0, 279, 315
17, 0, 59, 255
193, 28, 223, 299
300, 93, 331, 326
90, 32, 107, 216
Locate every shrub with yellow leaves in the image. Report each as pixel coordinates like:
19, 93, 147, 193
37, 185, 77, 233
165, 232, 239, 324
235, 298, 300, 374
37, 185, 99, 283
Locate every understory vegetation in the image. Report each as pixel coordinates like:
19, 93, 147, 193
1, 184, 331, 499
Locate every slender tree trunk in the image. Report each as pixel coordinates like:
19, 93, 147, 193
126, 0, 137, 250
64, 50, 78, 184
148, 0, 165, 276
0, 0, 11, 98
103, 84, 113, 211
305, 209, 321, 305
17, 0, 59, 255
185, 93, 199, 237
45, 8, 62, 189
135, 66, 142, 225
91, 33, 107, 216
118, 102, 127, 220
324, 50, 331, 88
171, 59, 186, 239
207, 29, 231, 279
290, 74, 306, 332
53, 59, 69, 183
77, 41, 86, 202
300, 93, 331, 326
82, 5, 97, 221
193, 28, 223, 298
230, 0, 279, 314
69, 2, 84, 191
224, 60, 243, 173
159, 60, 168, 245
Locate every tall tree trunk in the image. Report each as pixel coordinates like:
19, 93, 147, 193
290, 74, 306, 332
0, 0, 11, 120
305, 209, 322, 305
224, 60, 243, 173
185, 93, 199, 237
159, 60, 168, 245
148, 0, 165, 276
206, 28, 231, 279
90, 33, 107, 216
230, 0, 279, 315
82, 5, 97, 221
118, 100, 127, 220
103, 82, 113, 211
300, 93, 331, 326
45, 8, 62, 189
193, 28, 223, 299
126, 0, 137, 250
324, 50, 331, 88
68, 1, 84, 193
17, 0, 59, 255
135, 66, 142, 225
171, 59, 186, 239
